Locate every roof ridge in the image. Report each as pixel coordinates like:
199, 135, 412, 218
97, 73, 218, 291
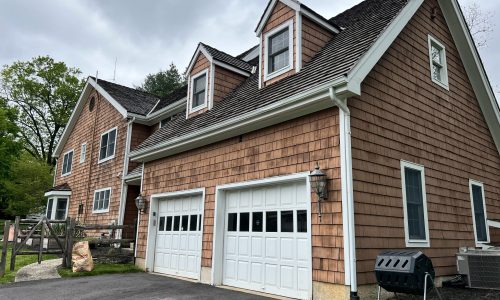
200, 43, 254, 72
89, 76, 161, 100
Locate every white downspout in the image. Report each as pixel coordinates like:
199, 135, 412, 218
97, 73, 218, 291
330, 87, 359, 300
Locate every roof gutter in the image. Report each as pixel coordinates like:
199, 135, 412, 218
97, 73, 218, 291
130, 76, 354, 162
128, 98, 186, 125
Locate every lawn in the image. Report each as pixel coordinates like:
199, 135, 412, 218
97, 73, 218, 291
58, 263, 142, 278
0, 244, 57, 284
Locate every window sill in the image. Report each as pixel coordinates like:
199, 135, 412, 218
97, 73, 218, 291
189, 103, 207, 114
264, 65, 293, 82
92, 209, 110, 214
98, 155, 115, 164
61, 172, 71, 177
406, 240, 430, 248
431, 78, 449, 91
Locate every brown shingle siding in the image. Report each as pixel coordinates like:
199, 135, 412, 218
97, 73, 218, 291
301, 16, 334, 65
213, 66, 246, 103
350, 0, 500, 284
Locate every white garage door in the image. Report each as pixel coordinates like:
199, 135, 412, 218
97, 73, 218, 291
223, 180, 311, 299
154, 194, 203, 279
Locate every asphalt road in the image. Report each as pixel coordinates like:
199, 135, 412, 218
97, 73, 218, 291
0, 273, 271, 300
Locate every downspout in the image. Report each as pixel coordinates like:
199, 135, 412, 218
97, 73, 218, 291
329, 87, 359, 300
134, 162, 145, 260
118, 117, 135, 238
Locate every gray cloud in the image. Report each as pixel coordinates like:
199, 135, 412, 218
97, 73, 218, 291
1, 0, 499, 106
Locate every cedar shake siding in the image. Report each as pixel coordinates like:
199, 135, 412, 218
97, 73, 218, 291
301, 16, 334, 66
54, 91, 128, 225
137, 108, 346, 285
213, 66, 246, 103
129, 123, 152, 172
260, 1, 296, 87
188, 53, 211, 118
349, 0, 500, 285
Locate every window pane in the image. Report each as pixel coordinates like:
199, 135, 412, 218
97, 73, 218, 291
159, 217, 165, 231
181, 215, 189, 231
432, 64, 442, 81
107, 130, 116, 157
67, 152, 73, 173
190, 215, 198, 231
405, 167, 426, 240
281, 211, 294, 232
199, 214, 202, 231
173, 216, 180, 231
431, 45, 441, 64
472, 185, 487, 242
166, 216, 173, 231
266, 211, 278, 232
297, 210, 307, 233
269, 29, 288, 55
80, 144, 86, 163
227, 213, 237, 232
93, 193, 99, 210
270, 50, 289, 73
240, 213, 250, 232
46, 199, 54, 220
194, 75, 206, 93
100, 134, 108, 159
55, 198, 67, 220
252, 212, 263, 232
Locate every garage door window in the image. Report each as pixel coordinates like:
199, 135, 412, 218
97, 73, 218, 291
252, 212, 263, 232
190, 215, 198, 231
266, 211, 278, 232
281, 210, 294, 232
297, 210, 307, 233
228, 213, 237, 231
166, 216, 172, 231
173, 216, 180, 231
240, 213, 250, 232
159, 217, 165, 231
181, 215, 189, 231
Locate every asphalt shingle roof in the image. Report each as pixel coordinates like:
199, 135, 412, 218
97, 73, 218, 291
47, 183, 71, 192
151, 84, 188, 114
92, 77, 160, 116
126, 164, 143, 178
134, 0, 409, 153
201, 43, 254, 73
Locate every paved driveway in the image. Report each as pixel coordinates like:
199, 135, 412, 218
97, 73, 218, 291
0, 273, 271, 300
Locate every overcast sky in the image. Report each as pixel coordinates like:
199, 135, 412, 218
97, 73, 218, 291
1, 0, 499, 102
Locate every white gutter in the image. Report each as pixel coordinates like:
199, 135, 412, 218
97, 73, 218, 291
118, 117, 134, 236
330, 87, 358, 300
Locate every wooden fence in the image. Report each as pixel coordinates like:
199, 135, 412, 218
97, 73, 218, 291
0, 217, 137, 277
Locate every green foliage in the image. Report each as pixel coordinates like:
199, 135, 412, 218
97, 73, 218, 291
3, 153, 53, 216
138, 63, 185, 98
0, 56, 85, 165
58, 263, 142, 278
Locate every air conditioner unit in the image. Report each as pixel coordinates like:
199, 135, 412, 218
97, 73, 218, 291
457, 247, 500, 290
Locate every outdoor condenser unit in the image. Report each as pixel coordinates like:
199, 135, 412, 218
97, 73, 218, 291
457, 247, 500, 290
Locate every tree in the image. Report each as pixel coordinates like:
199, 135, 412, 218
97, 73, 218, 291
138, 63, 185, 98
462, 1, 494, 49
0, 56, 85, 165
3, 152, 53, 217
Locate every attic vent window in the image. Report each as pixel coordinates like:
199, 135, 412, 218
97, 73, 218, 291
264, 20, 294, 81
428, 35, 449, 90
89, 96, 95, 111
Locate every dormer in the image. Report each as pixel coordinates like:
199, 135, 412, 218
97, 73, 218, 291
256, 0, 340, 88
185, 43, 253, 119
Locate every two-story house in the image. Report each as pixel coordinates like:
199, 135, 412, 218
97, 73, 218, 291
48, 0, 500, 299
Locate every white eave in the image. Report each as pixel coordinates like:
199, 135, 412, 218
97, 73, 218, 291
129, 97, 187, 126
44, 190, 72, 197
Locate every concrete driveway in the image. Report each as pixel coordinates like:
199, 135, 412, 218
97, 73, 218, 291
0, 273, 272, 300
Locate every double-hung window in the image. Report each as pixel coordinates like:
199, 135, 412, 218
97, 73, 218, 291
99, 128, 117, 162
428, 35, 449, 89
264, 20, 293, 80
46, 198, 68, 220
191, 73, 207, 109
469, 180, 489, 245
61, 150, 73, 176
401, 161, 430, 247
80, 143, 87, 163
93, 188, 111, 213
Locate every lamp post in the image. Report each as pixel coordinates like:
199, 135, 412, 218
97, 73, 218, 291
309, 163, 328, 220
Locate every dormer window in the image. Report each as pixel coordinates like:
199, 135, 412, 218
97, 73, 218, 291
264, 20, 294, 81
192, 73, 207, 109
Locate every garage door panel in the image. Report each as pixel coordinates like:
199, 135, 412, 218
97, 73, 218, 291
222, 180, 311, 299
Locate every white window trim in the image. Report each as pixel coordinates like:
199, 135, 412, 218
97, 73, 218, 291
428, 35, 449, 90
46, 197, 69, 221
469, 179, 490, 246
188, 69, 209, 114
80, 142, 87, 164
400, 160, 430, 248
92, 187, 111, 214
61, 149, 74, 177
263, 19, 294, 82
98, 127, 117, 164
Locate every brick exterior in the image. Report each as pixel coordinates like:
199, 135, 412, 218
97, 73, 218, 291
349, 0, 500, 285
54, 91, 128, 225
137, 107, 346, 285
301, 16, 334, 66
261, 1, 296, 87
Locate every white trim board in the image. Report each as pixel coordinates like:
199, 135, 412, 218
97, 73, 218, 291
97, 126, 118, 164
263, 19, 295, 82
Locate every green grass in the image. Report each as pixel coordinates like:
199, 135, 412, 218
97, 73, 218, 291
58, 263, 142, 278
0, 244, 57, 284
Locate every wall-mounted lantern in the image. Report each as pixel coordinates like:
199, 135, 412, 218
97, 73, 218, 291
309, 163, 328, 220
135, 194, 147, 213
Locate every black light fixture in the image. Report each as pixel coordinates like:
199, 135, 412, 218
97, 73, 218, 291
135, 194, 147, 213
309, 163, 328, 219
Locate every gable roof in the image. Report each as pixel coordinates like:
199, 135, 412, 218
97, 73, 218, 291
186, 43, 254, 77
130, 0, 413, 161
